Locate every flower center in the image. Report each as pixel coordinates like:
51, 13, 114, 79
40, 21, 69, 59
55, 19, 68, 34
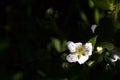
76, 47, 84, 52
76, 46, 87, 56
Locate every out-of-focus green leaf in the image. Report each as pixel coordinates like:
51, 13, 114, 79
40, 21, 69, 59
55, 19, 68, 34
51, 38, 67, 52
0, 41, 9, 52
61, 40, 67, 51
51, 38, 61, 52
12, 72, 23, 80
100, 41, 114, 50
37, 70, 46, 77
46, 8, 54, 16
47, 43, 52, 52
88, 0, 95, 8
88, 35, 97, 47
94, 9, 100, 24
80, 11, 89, 25
93, 0, 114, 10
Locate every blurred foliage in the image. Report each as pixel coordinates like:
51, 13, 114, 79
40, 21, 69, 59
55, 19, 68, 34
1, 0, 120, 80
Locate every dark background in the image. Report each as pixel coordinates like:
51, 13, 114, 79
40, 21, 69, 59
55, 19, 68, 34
0, 0, 120, 80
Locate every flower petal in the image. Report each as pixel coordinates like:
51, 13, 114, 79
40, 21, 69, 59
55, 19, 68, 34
110, 54, 120, 62
77, 55, 89, 64
66, 54, 78, 63
110, 47, 120, 62
91, 24, 97, 33
85, 43, 93, 55
67, 41, 77, 52
75, 42, 82, 48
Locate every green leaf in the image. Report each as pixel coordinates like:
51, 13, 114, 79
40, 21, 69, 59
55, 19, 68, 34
88, 35, 98, 47
97, 56, 103, 62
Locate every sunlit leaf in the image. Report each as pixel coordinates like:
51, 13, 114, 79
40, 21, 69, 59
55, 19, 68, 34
88, 35, 98, 47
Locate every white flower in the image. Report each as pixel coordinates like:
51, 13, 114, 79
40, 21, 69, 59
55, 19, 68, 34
66, 41, 93, 64
91, 24, 97, 33
110, 47, 120, 62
